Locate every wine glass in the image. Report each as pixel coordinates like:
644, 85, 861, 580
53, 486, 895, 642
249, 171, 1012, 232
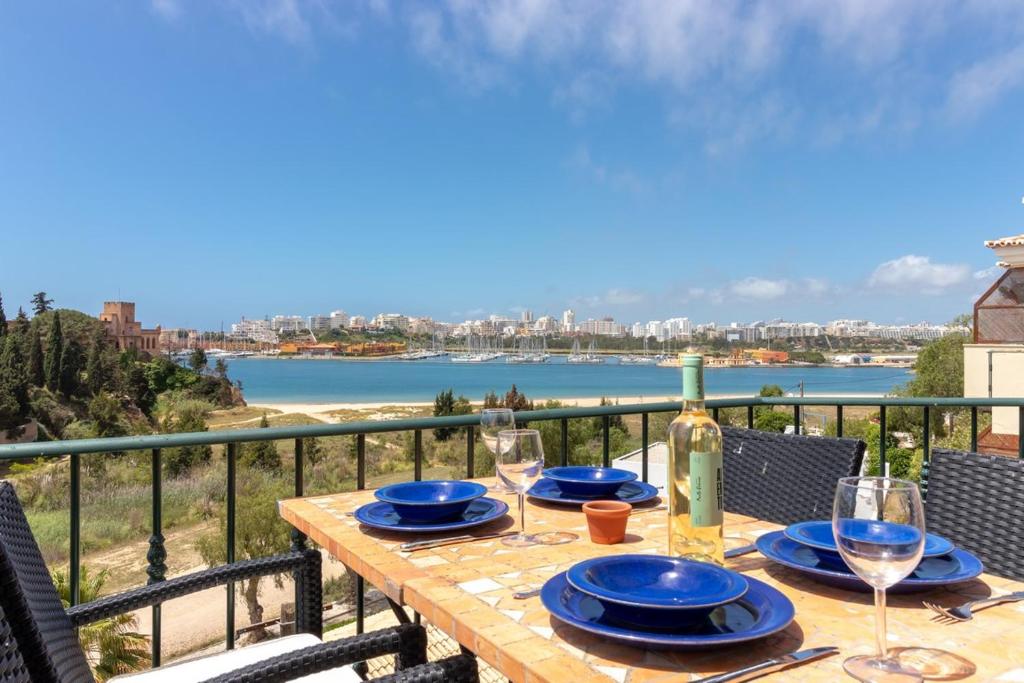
496, 429, 545, 547
480, 409, 515, 491
833, 477, 926, 681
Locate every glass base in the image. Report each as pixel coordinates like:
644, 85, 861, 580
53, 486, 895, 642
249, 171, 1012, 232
843, 655, 922, 682
533, 531, 578, 545
501, 533, 538, 548
888, 648, 976, 680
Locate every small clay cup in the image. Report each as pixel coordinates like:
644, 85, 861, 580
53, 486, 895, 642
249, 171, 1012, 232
582, 500, 632, 544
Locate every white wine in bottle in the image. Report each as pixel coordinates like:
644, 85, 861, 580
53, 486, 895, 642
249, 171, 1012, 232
667, 353, 724, 564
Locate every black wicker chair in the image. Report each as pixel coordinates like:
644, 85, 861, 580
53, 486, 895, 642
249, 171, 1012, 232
0, 480, 477, 683
924, 448, 1024, 582
721, 427, 866, 525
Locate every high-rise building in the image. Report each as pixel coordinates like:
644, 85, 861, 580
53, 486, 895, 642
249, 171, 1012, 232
271, 315, 306, 333
521, 309, 534, 323
308, 315, 331, 332
330, 310, 349, 329
562, 309, 575, 333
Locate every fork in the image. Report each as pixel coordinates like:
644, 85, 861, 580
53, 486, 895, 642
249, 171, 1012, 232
924, 590, 1024, 622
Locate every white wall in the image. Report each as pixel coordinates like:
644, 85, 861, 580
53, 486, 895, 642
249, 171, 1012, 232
964, 344, 1024, 436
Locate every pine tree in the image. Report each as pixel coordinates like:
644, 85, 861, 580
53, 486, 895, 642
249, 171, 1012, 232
0, 291, 7, 338
59, 339, 85, 397
31, 292, 53, 316
86, 331, 113, 395
44, 311, 63, 391
240, 414, 281, 470
432, 388, 457, 440
0, 335, 30, 436
27, 322, 44, 387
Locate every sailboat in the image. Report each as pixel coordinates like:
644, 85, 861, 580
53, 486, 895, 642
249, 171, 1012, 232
567, 338, 604, 364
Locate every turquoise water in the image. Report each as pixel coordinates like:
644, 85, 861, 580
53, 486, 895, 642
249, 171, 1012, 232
224, 357, 912, 404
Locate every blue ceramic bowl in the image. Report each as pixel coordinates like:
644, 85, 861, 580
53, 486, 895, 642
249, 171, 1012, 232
785, 520, 952, 570
374, 480, 487, 523
543, 467, 638, 498
566, 555, 748, 630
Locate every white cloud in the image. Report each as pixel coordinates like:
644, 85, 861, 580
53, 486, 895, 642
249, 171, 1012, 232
572, 288, 647, 309
569, 145, 648, 194
868, 255, 970, 293
974, 265, 1004, 281
728, 277, 790, 301
947, 44, 1024, 121
151, 0, 181, 21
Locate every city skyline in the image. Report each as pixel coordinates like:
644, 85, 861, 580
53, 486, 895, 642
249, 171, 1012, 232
2, 3, 1023, 328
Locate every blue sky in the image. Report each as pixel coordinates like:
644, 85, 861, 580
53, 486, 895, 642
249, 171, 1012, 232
2, 1, 1023, 330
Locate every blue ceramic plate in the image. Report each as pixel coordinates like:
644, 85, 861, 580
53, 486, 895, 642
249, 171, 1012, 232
541, 571, 794, 649
527, 478, 659, 507
785, 520, 954, 559
354, 497, 508, 533
756, 531, 983, 594
566, 555, 748, 630
374, 480, 487, 523
543, 466, 637, 497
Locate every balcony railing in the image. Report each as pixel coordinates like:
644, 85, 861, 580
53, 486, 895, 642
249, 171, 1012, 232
1, 395, 1023, 668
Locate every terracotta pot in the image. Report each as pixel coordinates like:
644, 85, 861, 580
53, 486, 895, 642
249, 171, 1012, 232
582, 500, 632, 544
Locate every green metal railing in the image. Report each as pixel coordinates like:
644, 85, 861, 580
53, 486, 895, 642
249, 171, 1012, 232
1, 395, 1023, 666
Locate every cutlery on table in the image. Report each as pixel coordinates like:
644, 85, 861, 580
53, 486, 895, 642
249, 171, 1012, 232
691, 646, 838, 682
724, 543, 758, 559
513, 587, 543, 600
399, 531, 516, 552
924, 590, 1024, 623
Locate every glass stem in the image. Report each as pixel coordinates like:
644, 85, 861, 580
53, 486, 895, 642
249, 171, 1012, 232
874, 587, 888, 660
518, 493, 526, 535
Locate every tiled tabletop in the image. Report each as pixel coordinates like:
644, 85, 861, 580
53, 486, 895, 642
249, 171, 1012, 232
280, 479, 1021, 682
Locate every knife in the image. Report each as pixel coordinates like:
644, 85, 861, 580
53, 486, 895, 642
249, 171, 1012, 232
724, 543, 758, 559
399, 531, 516, 552
691, 646, 838, 682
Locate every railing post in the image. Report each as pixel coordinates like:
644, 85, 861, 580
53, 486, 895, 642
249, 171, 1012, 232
226, 442, 236, 650
70, 452, 80, 607
1019, 407, 1024, 459
793, 405, 800, 436
970, 407, 978, 452
355, 575, 365, 635
746, 405, 754, 429
641, 413, 649, 483
712, 407, 720, 423
878, 406, 887, 476
922, 406, 930, 464
414, 429, 423, 481
356, 435, 365, 491
291, 438, 306, 552
148, 448, 167, 668
602, 415, 610, 467
466, 425, 475, 479
560, 418, 568, 467
836, 405, 843, 437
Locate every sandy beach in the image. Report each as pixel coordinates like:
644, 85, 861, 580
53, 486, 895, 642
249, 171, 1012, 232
249, 392, 886, 421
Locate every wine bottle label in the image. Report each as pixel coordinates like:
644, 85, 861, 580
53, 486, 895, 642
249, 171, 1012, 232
689, 450, 723, 527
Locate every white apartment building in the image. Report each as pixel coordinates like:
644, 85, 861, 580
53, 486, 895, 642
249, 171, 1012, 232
665, 317, 692, 339
533, 316, 559, 334
330, 310, 349, 329
562, 309, 576, 333
578, 318, 624, 336
308, 315, 331, 332
630, 322, 645, 338
521, 310, 534, 323
762, 321, 823, 339
230, 318, 277, 343
348, 315, 367, 330
271, 315, 306, 333
373, 313, 409, 332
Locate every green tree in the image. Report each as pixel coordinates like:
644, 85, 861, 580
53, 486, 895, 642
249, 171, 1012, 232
502, 384, 534, 412
31, 291, 53, 316
161, 400, 213, 477
482, 391, 500, 408
432, 388, 457, 440
189, 347, 208, 373
86, 331, 115, 396
214, 357, 228, 378
52, 565, 150, 681
0, 334, 30, 437
197, 473, 291, 631
0, 290, 6, 337
27, 322, 45, 386
302, 436, 324, 467
906, 335, 964, 398
126, 364, 156, 415
44, 310, 64, 391
239, 414, 281, 470
59, 339, 85, 396
754, 410, 793, 433
591, 397, 625, 433
88, 392, 125, 439
759, 384, 785, 397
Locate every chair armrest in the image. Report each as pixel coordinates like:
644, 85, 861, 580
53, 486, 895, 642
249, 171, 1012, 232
372, 655, 479, 683
199, 624, 429, 683
67, 549, 320, 629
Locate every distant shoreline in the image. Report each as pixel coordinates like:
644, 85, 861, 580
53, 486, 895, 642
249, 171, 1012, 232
250, 391, 887, 418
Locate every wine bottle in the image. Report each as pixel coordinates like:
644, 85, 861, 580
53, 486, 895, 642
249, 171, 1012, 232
667, 353, 725, 564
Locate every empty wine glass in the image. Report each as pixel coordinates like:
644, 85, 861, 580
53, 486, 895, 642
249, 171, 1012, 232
833, 477, 926, 681
496, 429, 544, 547
481, 409, 515, 491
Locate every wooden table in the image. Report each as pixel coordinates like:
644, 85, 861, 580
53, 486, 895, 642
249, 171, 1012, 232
280, 480, 1022, 682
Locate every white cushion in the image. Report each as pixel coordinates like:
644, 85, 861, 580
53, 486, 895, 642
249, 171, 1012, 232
109, 633, 363, 682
